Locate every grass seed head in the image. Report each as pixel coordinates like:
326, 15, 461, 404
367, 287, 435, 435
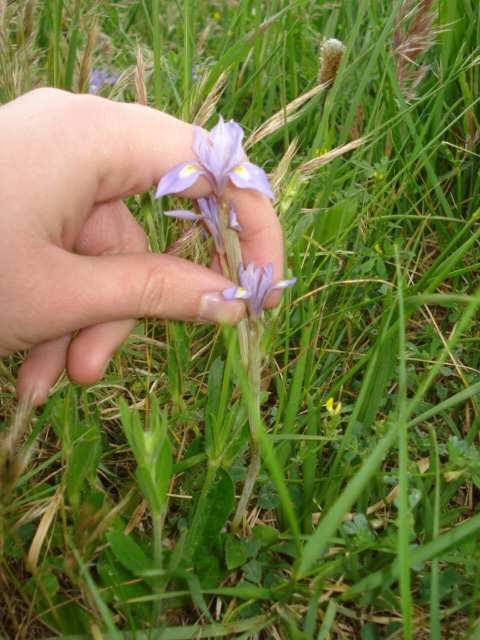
318, 38, 346, 86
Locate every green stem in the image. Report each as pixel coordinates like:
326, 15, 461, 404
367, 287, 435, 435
153, 510, 163, 623
185, 462, 218, 556
217, 195, 249, 368
231, 321, 262, 533
216, 196, 264, 531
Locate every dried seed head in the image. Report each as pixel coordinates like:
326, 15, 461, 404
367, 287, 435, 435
79, 23, 96, 93
393, 0, 438, 101
318, 38, 346, 86
136, 45, 147, 106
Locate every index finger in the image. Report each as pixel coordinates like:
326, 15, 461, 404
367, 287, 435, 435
97, 98, 284, 288
79, 93, 285, 289
8, 89, 284, 297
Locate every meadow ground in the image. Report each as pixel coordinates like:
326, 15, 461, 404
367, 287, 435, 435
1, 1, 480, 638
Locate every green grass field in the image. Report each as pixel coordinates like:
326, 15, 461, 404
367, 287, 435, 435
1, 1, 480, 638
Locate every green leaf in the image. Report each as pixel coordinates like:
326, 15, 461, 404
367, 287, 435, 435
106, 530, 150, 575
288, 209, 314, 251
243, 559, 262, 583
174, 321, 191, 372
258, 482, 281, 509
361, 622, 381, 640
153, 437, 172, 510
66, 423, 101, 509
188, 467, 235, 564
241, 537, 261, 559
135, 466, 163, 515
225, 536, 248, 570
316, 197, 358, 247
205, 357, 230, 456
251, 525, 280, 548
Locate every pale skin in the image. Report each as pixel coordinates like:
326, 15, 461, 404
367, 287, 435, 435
0, 89, 284, 406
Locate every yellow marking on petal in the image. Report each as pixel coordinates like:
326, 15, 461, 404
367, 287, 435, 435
233, 165, 251, 180
179, 164, 201, 178
235, 287, 247, 298
277, 280, 287, 286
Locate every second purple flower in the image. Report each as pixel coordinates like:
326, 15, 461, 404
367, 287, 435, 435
222, 262, 296, 321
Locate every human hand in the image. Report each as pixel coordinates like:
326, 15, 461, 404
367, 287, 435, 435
0, 89, 284, 406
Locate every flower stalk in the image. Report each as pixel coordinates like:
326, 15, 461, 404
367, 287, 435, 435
216, 194, 250, 369
230, 319, 262, 532
155, 116, 295, 532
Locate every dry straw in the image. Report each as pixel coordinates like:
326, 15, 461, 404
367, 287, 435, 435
393, 0, 439, 101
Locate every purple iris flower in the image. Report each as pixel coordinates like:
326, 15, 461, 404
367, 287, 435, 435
155, 116, 274, 200
164, 196, 241, 253
88, 68, 119, 94
222, 262, 296, 320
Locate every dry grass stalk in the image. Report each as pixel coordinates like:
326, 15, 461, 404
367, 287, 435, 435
164, 222, 204, 260
78, 22, 96, 93
0, 0, 36, 99
245, 84, 326, 150
268, 137, 299, 197
0, 400, 35, 505
26, 489, 62, 573
135, 45, 147, 106
296, 137, 368, 182
393, 0, 439, 101
22, 0, 36, 45
192, 70, 227, 127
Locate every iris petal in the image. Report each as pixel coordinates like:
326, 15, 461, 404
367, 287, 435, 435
234, 262, 296, 320
270, 277, 297, 290
156, 117, 275, 199
222, 286, 252, 301
229, 205, 243, 232
163, 209, 202, 221
155, 162, 205, 199
228, 162, 275, 199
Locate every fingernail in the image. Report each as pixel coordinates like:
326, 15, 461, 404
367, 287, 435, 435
197, 293, 245, 324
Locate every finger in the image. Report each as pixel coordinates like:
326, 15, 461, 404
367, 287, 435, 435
7, 89, 284, 282
74, 199, 149, 256
66, 319, 136, 385
69, 200, 147, 384
223, 188, 284, 308
16, 334, 72, 406
12, 249, 246, 348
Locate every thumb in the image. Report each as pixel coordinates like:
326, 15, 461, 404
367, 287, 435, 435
14, 250, 244, 406
46, 250, 246, 334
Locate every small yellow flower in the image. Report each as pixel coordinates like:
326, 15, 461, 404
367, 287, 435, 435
214, 11, 221, 20
326, 397, 342, 417
315, 148, 328, 157
374, 243, 383, 255
444, 470, 463, 482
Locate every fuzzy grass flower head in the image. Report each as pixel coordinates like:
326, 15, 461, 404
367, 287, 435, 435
155, 116, 274, 199
222, 262, 296, 320
318, 38, 346, 86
